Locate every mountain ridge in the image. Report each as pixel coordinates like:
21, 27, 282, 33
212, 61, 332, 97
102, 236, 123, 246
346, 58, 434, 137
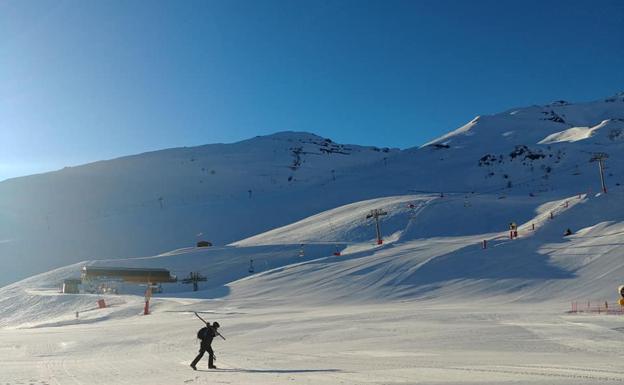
1, 94, 623, 286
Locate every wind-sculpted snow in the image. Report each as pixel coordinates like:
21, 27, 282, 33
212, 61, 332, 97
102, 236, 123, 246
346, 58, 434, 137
3, 189, 624, 328
2, 188, 624, 384
228, 191, 624, 304
538, 119, 624, 144
1, 97, 623, 287
1, 94, 623, 293
232, 195, 428, 246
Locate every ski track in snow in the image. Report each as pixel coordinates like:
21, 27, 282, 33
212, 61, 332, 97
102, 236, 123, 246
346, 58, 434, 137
3, 300, 624, 384
3, 94, 624, 384
3, 191, 624, 383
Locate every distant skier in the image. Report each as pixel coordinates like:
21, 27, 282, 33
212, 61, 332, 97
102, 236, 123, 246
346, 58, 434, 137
191, 321, 220, 370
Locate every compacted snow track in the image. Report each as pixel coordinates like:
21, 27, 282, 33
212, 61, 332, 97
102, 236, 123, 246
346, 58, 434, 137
3, 301, 624, 385
3, 191, 624, 384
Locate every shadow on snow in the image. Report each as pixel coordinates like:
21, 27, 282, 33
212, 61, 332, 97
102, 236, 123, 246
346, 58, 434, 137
195, 368, 342, 374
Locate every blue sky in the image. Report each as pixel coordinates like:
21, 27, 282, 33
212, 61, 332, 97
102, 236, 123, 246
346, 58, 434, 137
1, 0, 623, 181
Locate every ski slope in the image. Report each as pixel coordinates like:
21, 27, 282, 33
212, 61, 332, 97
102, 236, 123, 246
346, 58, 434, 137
2, 94, 624, 384
2, 94, 624, 287
2, 188, 624, 384
3, 300, 624, 385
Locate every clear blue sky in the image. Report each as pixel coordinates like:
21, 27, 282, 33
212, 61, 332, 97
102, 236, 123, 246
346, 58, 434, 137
1, 0, 623, 181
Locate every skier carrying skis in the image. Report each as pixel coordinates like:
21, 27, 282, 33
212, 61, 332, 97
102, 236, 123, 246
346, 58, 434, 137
190, 321, 220, 370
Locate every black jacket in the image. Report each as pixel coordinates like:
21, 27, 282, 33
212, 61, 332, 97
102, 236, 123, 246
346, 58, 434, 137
199, 326, 216, 348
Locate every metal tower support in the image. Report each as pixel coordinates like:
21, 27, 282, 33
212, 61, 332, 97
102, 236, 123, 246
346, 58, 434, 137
590, 153, 609, 193
366, 209, 388, 245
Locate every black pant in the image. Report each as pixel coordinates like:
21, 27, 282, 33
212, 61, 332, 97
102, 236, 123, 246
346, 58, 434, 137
191, 345, 214, 368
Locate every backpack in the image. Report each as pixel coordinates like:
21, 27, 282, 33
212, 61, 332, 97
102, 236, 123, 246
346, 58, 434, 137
197, 327, 208, 340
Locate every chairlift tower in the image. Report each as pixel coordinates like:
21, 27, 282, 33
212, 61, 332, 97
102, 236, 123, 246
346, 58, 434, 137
181, 272, 207, 291
366, 209, 388, 245
590, 153, 609, 193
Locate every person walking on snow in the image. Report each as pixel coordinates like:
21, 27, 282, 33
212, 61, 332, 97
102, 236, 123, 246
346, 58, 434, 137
191, 321, 220, 370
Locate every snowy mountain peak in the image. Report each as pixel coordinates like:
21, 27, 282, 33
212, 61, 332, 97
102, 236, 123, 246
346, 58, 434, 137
0, 130, 397, 286
424, 95, 624, 148
1, 93, 622, 288
255, 131, 327, 141
249, 131, 398, 155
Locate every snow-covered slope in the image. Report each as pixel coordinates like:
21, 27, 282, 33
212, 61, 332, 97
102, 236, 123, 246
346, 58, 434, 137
3, 186, 624, 328
1, 93, 623, 290
0, 132, 397, 286
228, 190, 624, 305
345, 93, 624, 197
2, 101, 624, 384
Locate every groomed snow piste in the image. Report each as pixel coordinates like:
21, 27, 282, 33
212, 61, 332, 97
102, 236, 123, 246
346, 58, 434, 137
2, 188, 624, 384
2, 94, 624, 384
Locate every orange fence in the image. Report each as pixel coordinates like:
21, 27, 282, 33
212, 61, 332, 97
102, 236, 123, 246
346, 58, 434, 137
568, 301, 624, 315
